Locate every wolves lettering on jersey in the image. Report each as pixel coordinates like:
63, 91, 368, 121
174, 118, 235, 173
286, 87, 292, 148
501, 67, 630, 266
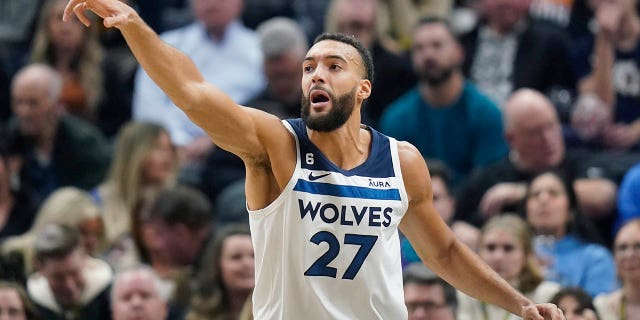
298, 199, 393, 227
248, 118, 409, 319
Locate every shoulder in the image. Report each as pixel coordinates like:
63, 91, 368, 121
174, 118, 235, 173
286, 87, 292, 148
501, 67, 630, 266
397, 141, 426, 167
396, 141, 431, 196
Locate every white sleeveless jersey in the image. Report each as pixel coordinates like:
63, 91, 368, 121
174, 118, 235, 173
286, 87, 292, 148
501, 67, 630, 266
249, 119, 409, 319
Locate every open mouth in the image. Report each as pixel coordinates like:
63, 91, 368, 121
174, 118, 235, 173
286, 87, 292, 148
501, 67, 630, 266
310, 90, 330, 105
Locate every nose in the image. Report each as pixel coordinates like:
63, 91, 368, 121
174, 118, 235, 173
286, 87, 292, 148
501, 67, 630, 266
311, 67, 326, 84
130, 293, 144, 308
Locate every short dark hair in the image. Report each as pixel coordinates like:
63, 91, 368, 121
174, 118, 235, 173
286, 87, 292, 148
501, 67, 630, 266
403, 263, 457, 308
313, 32, 374, 83
149, 185, 213, 230
34, 224, 81, 264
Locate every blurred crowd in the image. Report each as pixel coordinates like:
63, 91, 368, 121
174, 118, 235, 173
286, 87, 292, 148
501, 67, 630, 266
1, 0, 640, 319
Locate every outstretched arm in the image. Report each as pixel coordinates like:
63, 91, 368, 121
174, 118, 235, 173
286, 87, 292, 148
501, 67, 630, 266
397, 142, 565, 320
63, 0, 280, 160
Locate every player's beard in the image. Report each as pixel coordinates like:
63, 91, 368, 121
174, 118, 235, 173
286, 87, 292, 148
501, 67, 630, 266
301, 87, 356, 132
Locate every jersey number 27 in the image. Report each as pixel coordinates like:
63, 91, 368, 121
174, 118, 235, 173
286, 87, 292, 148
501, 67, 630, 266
304, 231, 378, 280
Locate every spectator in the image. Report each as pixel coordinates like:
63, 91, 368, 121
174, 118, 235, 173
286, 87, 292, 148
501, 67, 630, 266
550, 287, 599, 320
139, 185, 214, 308
110, 266, 169, 320
30, 0, 104, 120
380, 17, 508, 185
454, 89, 617, 229
457, 215, 561, 320
325, 0, 416, 127
8, 64, 110, 206
143, 185, 214, 270
402, 160, 480, 267
0, 281, 39, 320
2, 187, 105, 277
133, 0, 265, 165
460, 0, 575, 107
186, 224, 253, 320
403, 263, 457, 320
525, 170, 617, 296
27, 224, 112, 320
0, 128, 37, 240
593, 218, 640, 319
92, 122, 177, 270
569, 0, 640, 150
616, 162, 640, 233
250, 17, 308, 119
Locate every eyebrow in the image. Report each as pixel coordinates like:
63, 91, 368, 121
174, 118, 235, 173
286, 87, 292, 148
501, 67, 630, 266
304, 54, 348, 64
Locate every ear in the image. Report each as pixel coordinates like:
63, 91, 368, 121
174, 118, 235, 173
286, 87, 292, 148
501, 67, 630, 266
358, 79, 372, 100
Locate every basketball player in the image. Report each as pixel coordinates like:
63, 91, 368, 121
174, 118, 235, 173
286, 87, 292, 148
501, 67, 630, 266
63, 1, 566, 319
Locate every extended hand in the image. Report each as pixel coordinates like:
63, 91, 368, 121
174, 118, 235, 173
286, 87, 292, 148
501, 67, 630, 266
522, 303, 566, 320
63, 0, 136, 28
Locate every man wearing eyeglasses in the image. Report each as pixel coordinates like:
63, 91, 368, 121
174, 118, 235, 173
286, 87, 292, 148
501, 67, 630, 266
404, 263, 457, 320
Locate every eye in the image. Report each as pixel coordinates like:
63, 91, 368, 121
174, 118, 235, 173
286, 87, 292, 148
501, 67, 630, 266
303, 65, 313, 73
330, 63, 342, 70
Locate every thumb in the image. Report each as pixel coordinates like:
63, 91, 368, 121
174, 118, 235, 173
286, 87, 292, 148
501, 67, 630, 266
103, 15, 127, 28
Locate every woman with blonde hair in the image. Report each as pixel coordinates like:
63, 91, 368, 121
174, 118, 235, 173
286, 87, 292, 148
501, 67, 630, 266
457, 214, 561, 320
92, 121, 177, 269
30, 0, 104, 119
1, 187, 106, 275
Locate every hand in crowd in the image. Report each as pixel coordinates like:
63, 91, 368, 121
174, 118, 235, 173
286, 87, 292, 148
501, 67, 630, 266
63, 0, 135, 29
522, 303, 566, 320
479, 182, 527, 219
571, 93, 611, 141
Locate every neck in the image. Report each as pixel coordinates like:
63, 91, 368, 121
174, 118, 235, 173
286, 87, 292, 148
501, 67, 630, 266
207, 24, 228, 42
420, 72, 464, 107
306, 114, 369, 171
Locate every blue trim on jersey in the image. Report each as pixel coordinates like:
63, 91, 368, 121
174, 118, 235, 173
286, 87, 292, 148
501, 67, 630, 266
286, 119, 395, 178
294, 179, 401, 200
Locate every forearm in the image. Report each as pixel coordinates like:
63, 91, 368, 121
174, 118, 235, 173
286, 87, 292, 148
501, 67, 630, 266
581, 31, 615, 107
427, 239, 533, 316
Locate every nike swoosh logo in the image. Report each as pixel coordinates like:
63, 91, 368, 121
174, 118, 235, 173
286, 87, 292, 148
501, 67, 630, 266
308, 172, 331, 181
